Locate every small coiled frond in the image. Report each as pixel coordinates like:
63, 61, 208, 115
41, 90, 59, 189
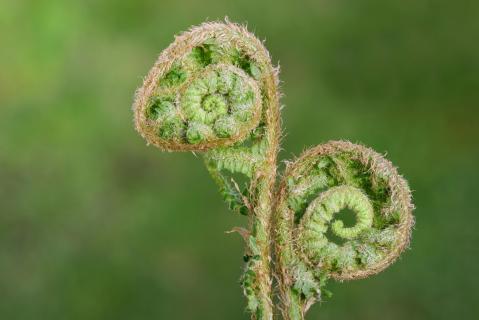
133, 21, 281, 320
133, 21, 279, 153
276, 140, 414, 317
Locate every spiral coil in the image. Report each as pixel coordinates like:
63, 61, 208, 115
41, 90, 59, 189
133, 22, 277, 152
276, 141, 414, 317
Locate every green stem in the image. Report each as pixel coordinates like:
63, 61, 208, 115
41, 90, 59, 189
258, 73, 281, 320
275, 191, 304, 320
250, 170, 275, 320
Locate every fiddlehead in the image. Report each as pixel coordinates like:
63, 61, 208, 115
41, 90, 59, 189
132, 20, 415, 320
275, 141, 414, 319
132, 21, 280, 320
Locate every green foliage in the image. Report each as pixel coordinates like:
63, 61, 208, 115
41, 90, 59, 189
241, 236, 263, 316
135, 34, 265, 151
161, 65, 187, 87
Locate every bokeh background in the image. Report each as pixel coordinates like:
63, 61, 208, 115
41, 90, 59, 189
1, 0, 478, 319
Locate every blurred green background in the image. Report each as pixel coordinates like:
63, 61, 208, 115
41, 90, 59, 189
1, 0, 478, 319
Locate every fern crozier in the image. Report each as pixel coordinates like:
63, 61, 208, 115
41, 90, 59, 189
132, 20, 414, 320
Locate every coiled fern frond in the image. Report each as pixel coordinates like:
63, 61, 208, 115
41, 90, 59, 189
133, 21, 281, 320
275, 141, 414, 319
